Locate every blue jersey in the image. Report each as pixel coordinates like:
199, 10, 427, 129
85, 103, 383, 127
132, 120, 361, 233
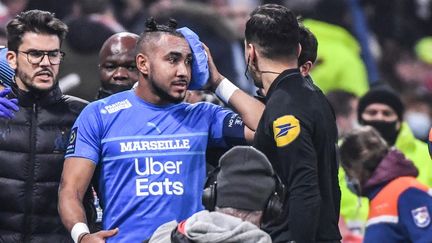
65, 90, 245, 242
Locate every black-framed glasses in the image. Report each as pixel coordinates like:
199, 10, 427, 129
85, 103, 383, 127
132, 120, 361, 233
18, 49, 65, 65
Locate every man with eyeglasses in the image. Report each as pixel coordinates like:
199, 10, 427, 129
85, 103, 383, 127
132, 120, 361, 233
0, 10, 92, 243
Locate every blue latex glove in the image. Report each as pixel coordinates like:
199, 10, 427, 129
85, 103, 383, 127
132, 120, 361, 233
0, 88, 19, 119
177, 27, 209, 90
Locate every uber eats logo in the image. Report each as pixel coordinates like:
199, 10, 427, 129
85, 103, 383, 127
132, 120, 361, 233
134, 157, 184, 196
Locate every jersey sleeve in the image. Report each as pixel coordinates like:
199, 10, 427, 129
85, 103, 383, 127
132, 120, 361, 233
207, 105, 246, 148
398, 187, 432, 242
272, 114, 321, 242
65, 102, 103, 164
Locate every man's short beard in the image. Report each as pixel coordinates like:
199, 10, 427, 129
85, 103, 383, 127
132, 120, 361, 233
245, 64, 263, 89
149, 75, 184, 104
15, 65, 56, 93
250, 71, 263, 89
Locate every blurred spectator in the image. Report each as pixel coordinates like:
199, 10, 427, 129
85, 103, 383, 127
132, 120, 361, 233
358, 87, 432, 187
57, 22, 114, 100
326, 90, 359, 139
281, 0, 368, 96
65, 0, 125, 52
340, 126, 432, 242
145, 146, 274, 243
338, 86, 432, 236
326, 89, 369, 236
58, 0, 124, 100
211, 0, 259, 95
360, 0, 432, 92
392, 36, 432, 94
25, 0, 74, 20
362, 0, 432, 55
303, 17, 368, 96
394, 51, 432, 93
403, 93, 432, 141
0, 0, 28, 30
110, 0, 150, 32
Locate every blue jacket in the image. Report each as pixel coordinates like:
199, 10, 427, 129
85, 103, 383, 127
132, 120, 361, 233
364, 150, 432, 242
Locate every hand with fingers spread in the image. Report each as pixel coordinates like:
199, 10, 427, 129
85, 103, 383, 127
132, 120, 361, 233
0, 88, 19, 119
80, 228, 119, 243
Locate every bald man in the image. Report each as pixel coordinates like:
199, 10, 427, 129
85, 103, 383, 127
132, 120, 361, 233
96, 32, 139, 99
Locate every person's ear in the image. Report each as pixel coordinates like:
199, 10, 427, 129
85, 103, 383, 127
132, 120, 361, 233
299, 61, 313, 76
6, 50, 17, 70
136, 53, 149, 75
246, 43, 258, 68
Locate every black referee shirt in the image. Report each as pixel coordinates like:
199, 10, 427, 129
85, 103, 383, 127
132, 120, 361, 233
254, 68, 341, 243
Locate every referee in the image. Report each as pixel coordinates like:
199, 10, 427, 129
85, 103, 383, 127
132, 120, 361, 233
245, 4, 341, 243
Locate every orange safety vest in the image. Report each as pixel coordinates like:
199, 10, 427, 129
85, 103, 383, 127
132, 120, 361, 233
367, 176, 429, 227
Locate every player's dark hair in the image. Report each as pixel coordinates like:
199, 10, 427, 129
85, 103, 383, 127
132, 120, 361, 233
136, 17, 184, 54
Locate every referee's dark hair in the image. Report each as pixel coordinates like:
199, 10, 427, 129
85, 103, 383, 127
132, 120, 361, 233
245, 4, 299, 60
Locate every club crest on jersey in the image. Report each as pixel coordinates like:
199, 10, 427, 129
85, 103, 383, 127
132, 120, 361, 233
411, 206, 430, 228
273, 115, 300, 147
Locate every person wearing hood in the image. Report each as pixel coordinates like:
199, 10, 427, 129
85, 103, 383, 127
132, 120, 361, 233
358, 87, 432, 187
340, 126, 432, 242
145, 146, 274, 243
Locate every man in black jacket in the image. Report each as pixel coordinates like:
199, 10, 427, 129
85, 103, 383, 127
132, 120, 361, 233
246, 4, 341, 243
0, 10, 89, 243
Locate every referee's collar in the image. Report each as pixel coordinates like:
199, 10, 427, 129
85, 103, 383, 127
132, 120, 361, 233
265, 68, 301, 101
